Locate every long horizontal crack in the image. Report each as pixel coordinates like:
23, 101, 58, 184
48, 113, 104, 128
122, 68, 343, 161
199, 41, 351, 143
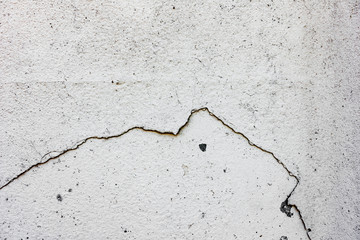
0, 107, 311, 239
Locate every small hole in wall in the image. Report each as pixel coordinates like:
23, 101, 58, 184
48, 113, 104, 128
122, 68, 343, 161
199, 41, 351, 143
199, 143, 207, 152
56, 194, 62, 202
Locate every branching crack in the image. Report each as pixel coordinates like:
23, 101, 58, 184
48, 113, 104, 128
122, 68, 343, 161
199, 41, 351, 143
0, 107, 311, 239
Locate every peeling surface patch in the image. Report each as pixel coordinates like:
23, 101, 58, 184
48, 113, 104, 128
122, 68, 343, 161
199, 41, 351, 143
280, 199, 293, 217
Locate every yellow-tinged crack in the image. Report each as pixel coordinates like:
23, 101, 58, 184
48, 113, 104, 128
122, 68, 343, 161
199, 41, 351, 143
0, 107, 311, 239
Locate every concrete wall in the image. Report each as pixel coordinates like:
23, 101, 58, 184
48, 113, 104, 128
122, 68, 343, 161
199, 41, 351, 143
1, 0, 359, 239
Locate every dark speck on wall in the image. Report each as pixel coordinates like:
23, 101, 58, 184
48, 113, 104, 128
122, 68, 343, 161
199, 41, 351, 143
68, 188, 72, 192
280, 236, 288, 240
199, 143, 207, 152
56, 194, 63, 202
280, 199, 293, 217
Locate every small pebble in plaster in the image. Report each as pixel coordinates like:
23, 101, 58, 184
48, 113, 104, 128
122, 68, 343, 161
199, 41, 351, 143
68, 188, 72, 192
280, 236, 288, 240
199, 143, 207, 152
56, 194, 63, 202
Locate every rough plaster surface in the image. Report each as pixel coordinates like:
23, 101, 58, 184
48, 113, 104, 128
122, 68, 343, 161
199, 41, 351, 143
0, 0, 359, 239
0, 110, 308, 239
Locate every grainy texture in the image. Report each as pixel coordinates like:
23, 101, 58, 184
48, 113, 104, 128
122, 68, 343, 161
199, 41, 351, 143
0, 0, 359, 239
0, 110, 308, 239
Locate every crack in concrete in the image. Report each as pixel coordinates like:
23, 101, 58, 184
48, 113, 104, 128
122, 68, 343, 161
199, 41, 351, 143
0, 107, 311, 239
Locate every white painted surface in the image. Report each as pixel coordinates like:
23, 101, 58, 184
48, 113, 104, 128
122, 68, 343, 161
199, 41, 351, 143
1, 0, 359, 239
0, 110, 307, 239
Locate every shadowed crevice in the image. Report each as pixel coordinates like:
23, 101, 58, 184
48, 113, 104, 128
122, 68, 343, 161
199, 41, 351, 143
0, 107, 311, 239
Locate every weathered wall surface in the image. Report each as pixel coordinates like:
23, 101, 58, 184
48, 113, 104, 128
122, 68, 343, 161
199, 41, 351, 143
0, 0, 359, 239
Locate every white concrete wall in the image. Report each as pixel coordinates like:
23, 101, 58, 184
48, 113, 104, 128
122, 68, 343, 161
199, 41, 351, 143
0, 0, 359, 239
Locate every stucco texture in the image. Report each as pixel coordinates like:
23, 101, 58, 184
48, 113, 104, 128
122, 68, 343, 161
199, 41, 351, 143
0, 0, 359, 239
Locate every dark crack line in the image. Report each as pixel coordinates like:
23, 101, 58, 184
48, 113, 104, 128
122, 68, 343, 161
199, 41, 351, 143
207, 109, 311, 240
0, 107, 311, 239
